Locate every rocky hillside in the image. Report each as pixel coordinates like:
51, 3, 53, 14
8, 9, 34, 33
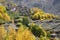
6, 0, 60, 15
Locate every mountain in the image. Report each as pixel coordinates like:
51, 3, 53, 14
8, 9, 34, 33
6, 0, 60, 15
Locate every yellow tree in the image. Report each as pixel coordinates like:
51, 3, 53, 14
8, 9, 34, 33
16, 29, 35, 40
0, 27, 7, 40
6, 26, 16, 40
0, 6, 11, 21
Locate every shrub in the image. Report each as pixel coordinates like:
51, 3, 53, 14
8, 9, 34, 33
22, 17, 29, 27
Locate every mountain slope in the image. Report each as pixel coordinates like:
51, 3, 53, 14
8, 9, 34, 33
6, 0, 60, 14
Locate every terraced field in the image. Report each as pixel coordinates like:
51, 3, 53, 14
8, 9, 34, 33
0, 6, 60, 40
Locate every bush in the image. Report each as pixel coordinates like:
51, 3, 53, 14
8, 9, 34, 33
31, 25, 43, 37
22, 17, 29, 27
